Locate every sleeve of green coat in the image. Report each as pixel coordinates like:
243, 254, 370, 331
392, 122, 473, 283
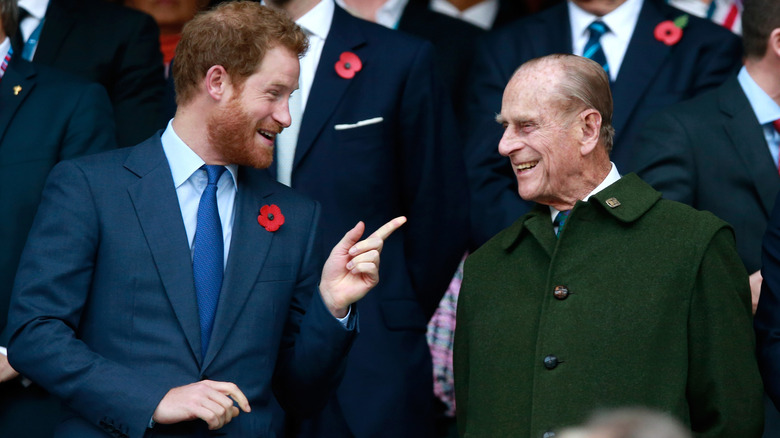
687, 226, 764, 437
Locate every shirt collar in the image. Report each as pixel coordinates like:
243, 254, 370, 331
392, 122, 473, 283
0, 37, 10, 61
160, 119, 238, 190
297, 0, 334, 41
550, 162, 621, 221
568, 0, 642, 45
375, 0, 409, 29
738, 66, 780, 126
18, 0, 48, 20
430, 0, 497, 30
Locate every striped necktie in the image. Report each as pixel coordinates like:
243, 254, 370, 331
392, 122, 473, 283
554, 210, 570, 238
584, 21, 610, 75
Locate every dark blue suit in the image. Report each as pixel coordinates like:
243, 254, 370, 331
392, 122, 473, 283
7, 135, 355, 438
464, 0, 742, 247
0, 54, 116, 438
276, 6, 469, 438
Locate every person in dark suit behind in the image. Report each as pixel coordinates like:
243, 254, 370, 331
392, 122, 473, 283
261, 1, 469, 437
455, 53, 763, 438
14, 0, 166, 147
464, 0, 742, 248
748, 0, 780, 434
0, 0, 117, 436
6, 3, 404, 437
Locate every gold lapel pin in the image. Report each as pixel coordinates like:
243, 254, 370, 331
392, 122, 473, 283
605, 197, 621, 208
13, 85, 22, 96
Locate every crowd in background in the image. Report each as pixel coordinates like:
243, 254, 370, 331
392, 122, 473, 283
0, 0, 778, 437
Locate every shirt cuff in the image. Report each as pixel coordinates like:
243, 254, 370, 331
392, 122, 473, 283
337, 305, 352, 328
0, 346, 6, 356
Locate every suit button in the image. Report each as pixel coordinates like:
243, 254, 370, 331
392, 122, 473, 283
543, 432, 556, 438
553, 286, 569, 300
543, 355, 559, 370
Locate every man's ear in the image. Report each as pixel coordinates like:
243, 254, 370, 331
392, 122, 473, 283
205, 65, 231, 101
579, 109, 602, 156
770, 28, 780, 60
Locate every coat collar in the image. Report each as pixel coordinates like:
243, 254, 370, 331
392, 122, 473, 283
501, 173, 661, 252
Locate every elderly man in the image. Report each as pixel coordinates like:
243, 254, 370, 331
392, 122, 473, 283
6, 2, 403, 437
453, 54, 764, 438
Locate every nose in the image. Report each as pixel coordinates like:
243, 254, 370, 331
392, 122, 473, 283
276, 97, 292, 129
497, 126, 518, 157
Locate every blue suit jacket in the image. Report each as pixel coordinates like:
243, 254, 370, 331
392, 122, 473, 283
271, 7, 469, 438
464, 0, 742, 247
7, 135, 356, 438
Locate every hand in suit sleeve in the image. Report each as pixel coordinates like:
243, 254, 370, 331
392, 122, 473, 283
755, 194, 780, 408
632, 110, 696, 204
110, 13, 166, 147
7, 161, 171, 438
463, 36, 532, 249
688, 227, 764, 437
398, 42, 469, 317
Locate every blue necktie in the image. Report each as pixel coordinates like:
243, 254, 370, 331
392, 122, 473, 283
554, 210, 570, 238
193, 165, 226, 359
584, 21, 610, 75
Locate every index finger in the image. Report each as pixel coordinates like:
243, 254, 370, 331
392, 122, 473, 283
211, 381, 252, 413
369, 216, 407, 241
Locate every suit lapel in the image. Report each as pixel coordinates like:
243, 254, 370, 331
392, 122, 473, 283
530, 3, 571, 56
293, 6, 367, 171
125, 138, 203, 362
611, 0, 671, 143
33, 0, 77, 65
0, 58, 36, 146
202, 169, 276, 370
720, 77, 780, 216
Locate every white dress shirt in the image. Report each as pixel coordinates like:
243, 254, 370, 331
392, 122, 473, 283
17, 0, 49, 60
568, 0, 642, 82
335, 0, 409, 29
430, 0, 498, 30
738, 67, 780, 166
550, 162, 622, 227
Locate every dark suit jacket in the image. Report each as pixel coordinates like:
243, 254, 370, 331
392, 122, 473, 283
464, 0, 742, 247
27, 0, 165, 147
0, 53, 116, 438
0, 55, 116, 345
275, 6, 469, 438
756, 193, 780, 412
6, 136, 355, 438
633, 76, 780, 273
398, 0, 484, 122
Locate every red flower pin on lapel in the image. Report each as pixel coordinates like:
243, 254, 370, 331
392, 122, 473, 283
258, 204, 285, 232
335, 51, 362, 79
654, 14, 689, 46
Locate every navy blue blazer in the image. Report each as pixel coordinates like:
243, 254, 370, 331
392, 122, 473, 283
633, 76, 780, 273
273, 6, 469, 438
756, 194, 780, 409
27, 0, 166, 147
7, 135, 356, 438
464, 0, 742, 247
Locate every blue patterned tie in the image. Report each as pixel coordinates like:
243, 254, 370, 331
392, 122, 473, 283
554, 210, 570, 238
584, 21, 610, 75
193, 165, 226, 358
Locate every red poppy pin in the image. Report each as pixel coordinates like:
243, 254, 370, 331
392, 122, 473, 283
258, 204, 285, 232
654, 14, 689, 46
335, 51, 362, 79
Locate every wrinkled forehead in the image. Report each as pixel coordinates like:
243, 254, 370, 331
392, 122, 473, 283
502, 64, 564, 114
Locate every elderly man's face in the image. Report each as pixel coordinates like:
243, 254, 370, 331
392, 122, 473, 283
207, 46, 299, 169
497, 67, 584, 207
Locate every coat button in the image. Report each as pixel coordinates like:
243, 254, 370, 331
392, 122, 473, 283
553, 286, 569, 300
543, 355, 559, 370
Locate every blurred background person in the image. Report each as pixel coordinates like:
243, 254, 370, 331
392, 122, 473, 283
0, 0, 117, 436
124, 0, 209, 77
13, 0, 166, 147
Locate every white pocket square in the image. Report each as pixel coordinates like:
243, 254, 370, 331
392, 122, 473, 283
334, 117, 384, 131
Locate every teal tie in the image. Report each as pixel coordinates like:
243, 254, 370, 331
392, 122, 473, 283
554, 210, 570, 238
584, 21, 609, 75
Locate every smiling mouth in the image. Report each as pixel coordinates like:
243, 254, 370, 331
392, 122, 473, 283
258, 130, 277, 141
516, 161, 539, 172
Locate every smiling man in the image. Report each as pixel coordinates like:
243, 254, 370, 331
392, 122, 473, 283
5, 2, 406, 437
453, 54, 764, 438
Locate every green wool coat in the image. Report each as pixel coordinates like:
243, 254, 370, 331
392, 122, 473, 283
454, 173, 764, 438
